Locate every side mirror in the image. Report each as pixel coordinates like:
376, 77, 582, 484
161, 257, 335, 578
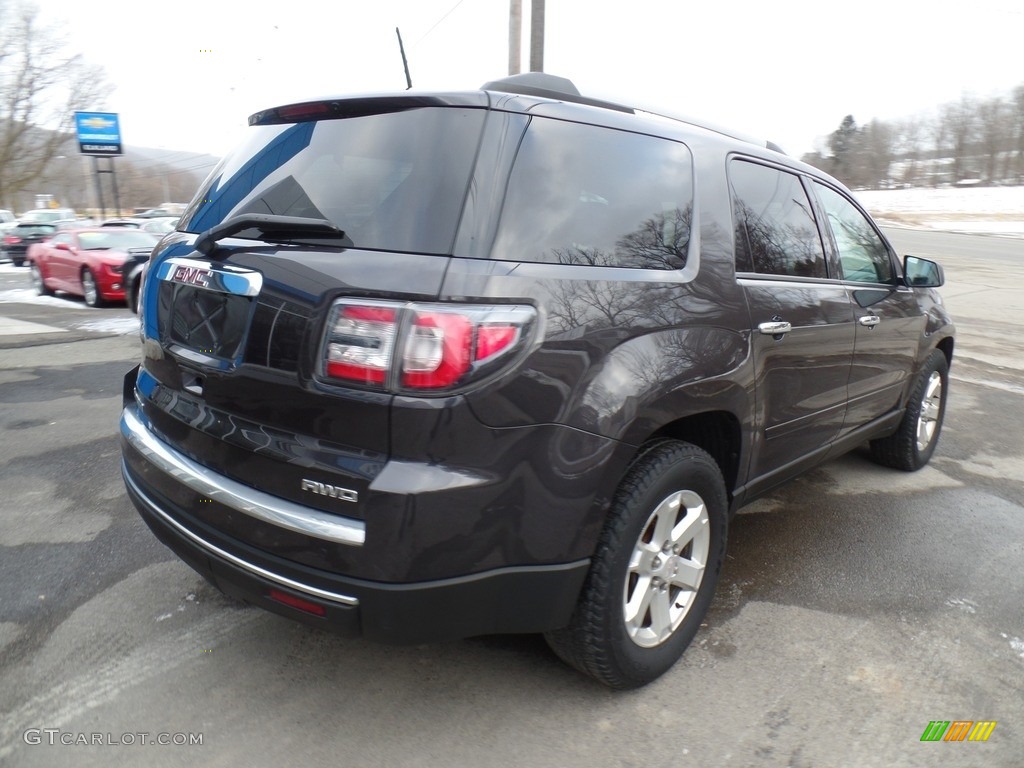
904, 255, 944, 288
56, 242, 72, 251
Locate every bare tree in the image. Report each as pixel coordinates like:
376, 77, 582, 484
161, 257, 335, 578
937, 96, 978, 184
891, 117, 929, 186
857, 119, 895, 189
1012, 85, 1024, 183
976, 97, 1011, 182
0, 0, 110, 210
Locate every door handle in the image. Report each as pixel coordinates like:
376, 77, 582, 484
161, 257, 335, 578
758, 320, 792, 337
858, 314, 881, 328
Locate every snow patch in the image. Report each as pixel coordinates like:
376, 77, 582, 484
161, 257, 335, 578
945, 597, 977, 614
72, 317, 140, 335
857, 186, 1024, 238
1009, 636, 1024, 658
0, 289, 84, 308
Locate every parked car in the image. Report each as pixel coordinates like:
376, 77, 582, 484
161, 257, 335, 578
139, 216, 179, 235
30, 228, 159, 306
124, 252, 150, 314
19, 208, 77, 224
100, 218, 144, 228
133, 207, 181, 219
55, 218, 97, 231
0, 209, 16, 234
119, 74, 954, 688
1, 222, 57, 266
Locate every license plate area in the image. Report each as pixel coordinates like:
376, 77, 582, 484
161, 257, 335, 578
156, 258, 262, 368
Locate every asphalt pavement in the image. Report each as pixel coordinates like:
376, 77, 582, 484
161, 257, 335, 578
0, 231, 1021, 767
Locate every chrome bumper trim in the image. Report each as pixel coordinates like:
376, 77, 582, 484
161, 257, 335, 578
120, 406, 365, 547
122, 461, 359, 607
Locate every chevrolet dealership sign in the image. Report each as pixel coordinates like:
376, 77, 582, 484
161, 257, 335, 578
74, 111, 122, 155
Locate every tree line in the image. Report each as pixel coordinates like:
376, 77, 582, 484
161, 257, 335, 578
802, 86, 1024, 190
0, 1, 207, 212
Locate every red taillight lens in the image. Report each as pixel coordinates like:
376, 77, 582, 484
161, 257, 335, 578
476, 325, 518, 361
402, 311, 472, 389
321, 301, 535, 393
3, 235, 20, 245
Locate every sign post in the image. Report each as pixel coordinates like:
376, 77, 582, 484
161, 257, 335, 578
75, 111, 123, 218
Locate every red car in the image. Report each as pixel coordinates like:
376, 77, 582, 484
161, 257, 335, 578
30, 228, 160, 307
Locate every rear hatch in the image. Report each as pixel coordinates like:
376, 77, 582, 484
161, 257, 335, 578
133, 96, 490, 522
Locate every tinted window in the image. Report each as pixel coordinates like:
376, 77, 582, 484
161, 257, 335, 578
490, 118, 693, 270
15, 224, 55, 236
181, 107, 486, 255
813, 183, 894, 283
731, 161, 826, 278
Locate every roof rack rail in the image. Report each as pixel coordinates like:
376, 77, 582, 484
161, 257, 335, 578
481, 73, 785, 154
481, 73, 634, 114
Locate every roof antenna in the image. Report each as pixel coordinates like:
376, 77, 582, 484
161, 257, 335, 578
395, 27, 413, 90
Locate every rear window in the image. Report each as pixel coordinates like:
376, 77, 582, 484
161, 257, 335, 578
15, 224, 55, 236
180, 107, 486, 255
490, 118, 693, 270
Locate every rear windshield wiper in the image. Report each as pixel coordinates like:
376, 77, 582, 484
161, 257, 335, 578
194, 214, 348, 256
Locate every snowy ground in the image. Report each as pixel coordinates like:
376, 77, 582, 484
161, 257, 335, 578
855, 186, 1024, 238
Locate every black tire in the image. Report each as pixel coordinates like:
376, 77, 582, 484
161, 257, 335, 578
869, 349, 949, 471
82, 268, 105, 307
12, 256, 25, 267
31, 263, 54, 296
545, 440, 728, 689
128, 275, 140, 314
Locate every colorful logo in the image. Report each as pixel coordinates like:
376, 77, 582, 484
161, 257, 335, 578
920, 721, 996, 742
80, 116, 116, 131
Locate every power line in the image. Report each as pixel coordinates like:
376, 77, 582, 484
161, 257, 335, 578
413, 0, 469, 47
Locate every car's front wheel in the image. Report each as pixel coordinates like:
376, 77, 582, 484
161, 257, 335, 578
82, 268, 104, 307
31, 263, 54, 296
869, 349, 949, 471
545, 440, 727, 688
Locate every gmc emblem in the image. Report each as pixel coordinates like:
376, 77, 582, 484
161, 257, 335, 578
300, 479, 358, 503
171, 265, 212, 288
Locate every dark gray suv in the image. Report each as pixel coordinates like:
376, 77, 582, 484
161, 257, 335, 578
120, 74, 954, 688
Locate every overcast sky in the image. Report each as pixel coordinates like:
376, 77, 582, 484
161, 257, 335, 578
37, 0, 1024, 159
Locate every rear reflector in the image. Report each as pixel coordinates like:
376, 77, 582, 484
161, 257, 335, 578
268, 588, 327, 617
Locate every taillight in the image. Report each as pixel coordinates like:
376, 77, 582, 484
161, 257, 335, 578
321, 300, 535, 393
325, 304, 397, 384
3, 235, 20, 245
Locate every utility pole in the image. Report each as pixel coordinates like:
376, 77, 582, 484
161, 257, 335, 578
529, 0, 545, 73
508, 0, 522, 75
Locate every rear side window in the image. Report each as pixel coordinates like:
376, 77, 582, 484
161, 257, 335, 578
812, 182, 894, 283
180, 107, 486, 255
490, 118, 693, 270
730, 160, 826, 278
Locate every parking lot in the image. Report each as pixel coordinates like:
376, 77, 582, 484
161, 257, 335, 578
0, 227, 1021, 767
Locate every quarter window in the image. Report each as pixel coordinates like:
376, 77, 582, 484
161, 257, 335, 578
730, 160, 826, 278
813, 183, 894, 284
491, 118, 693, 270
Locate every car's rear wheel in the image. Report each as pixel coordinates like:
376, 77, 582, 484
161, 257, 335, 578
82, 268, 104, 307
869, 349, 949, 471
545, 440, 727, 689
31, 263, 53, 296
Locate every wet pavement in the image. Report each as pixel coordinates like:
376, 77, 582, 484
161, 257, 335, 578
0, 231, 1021, 767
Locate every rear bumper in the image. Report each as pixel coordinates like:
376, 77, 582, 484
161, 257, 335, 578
120, 404, 590, 643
